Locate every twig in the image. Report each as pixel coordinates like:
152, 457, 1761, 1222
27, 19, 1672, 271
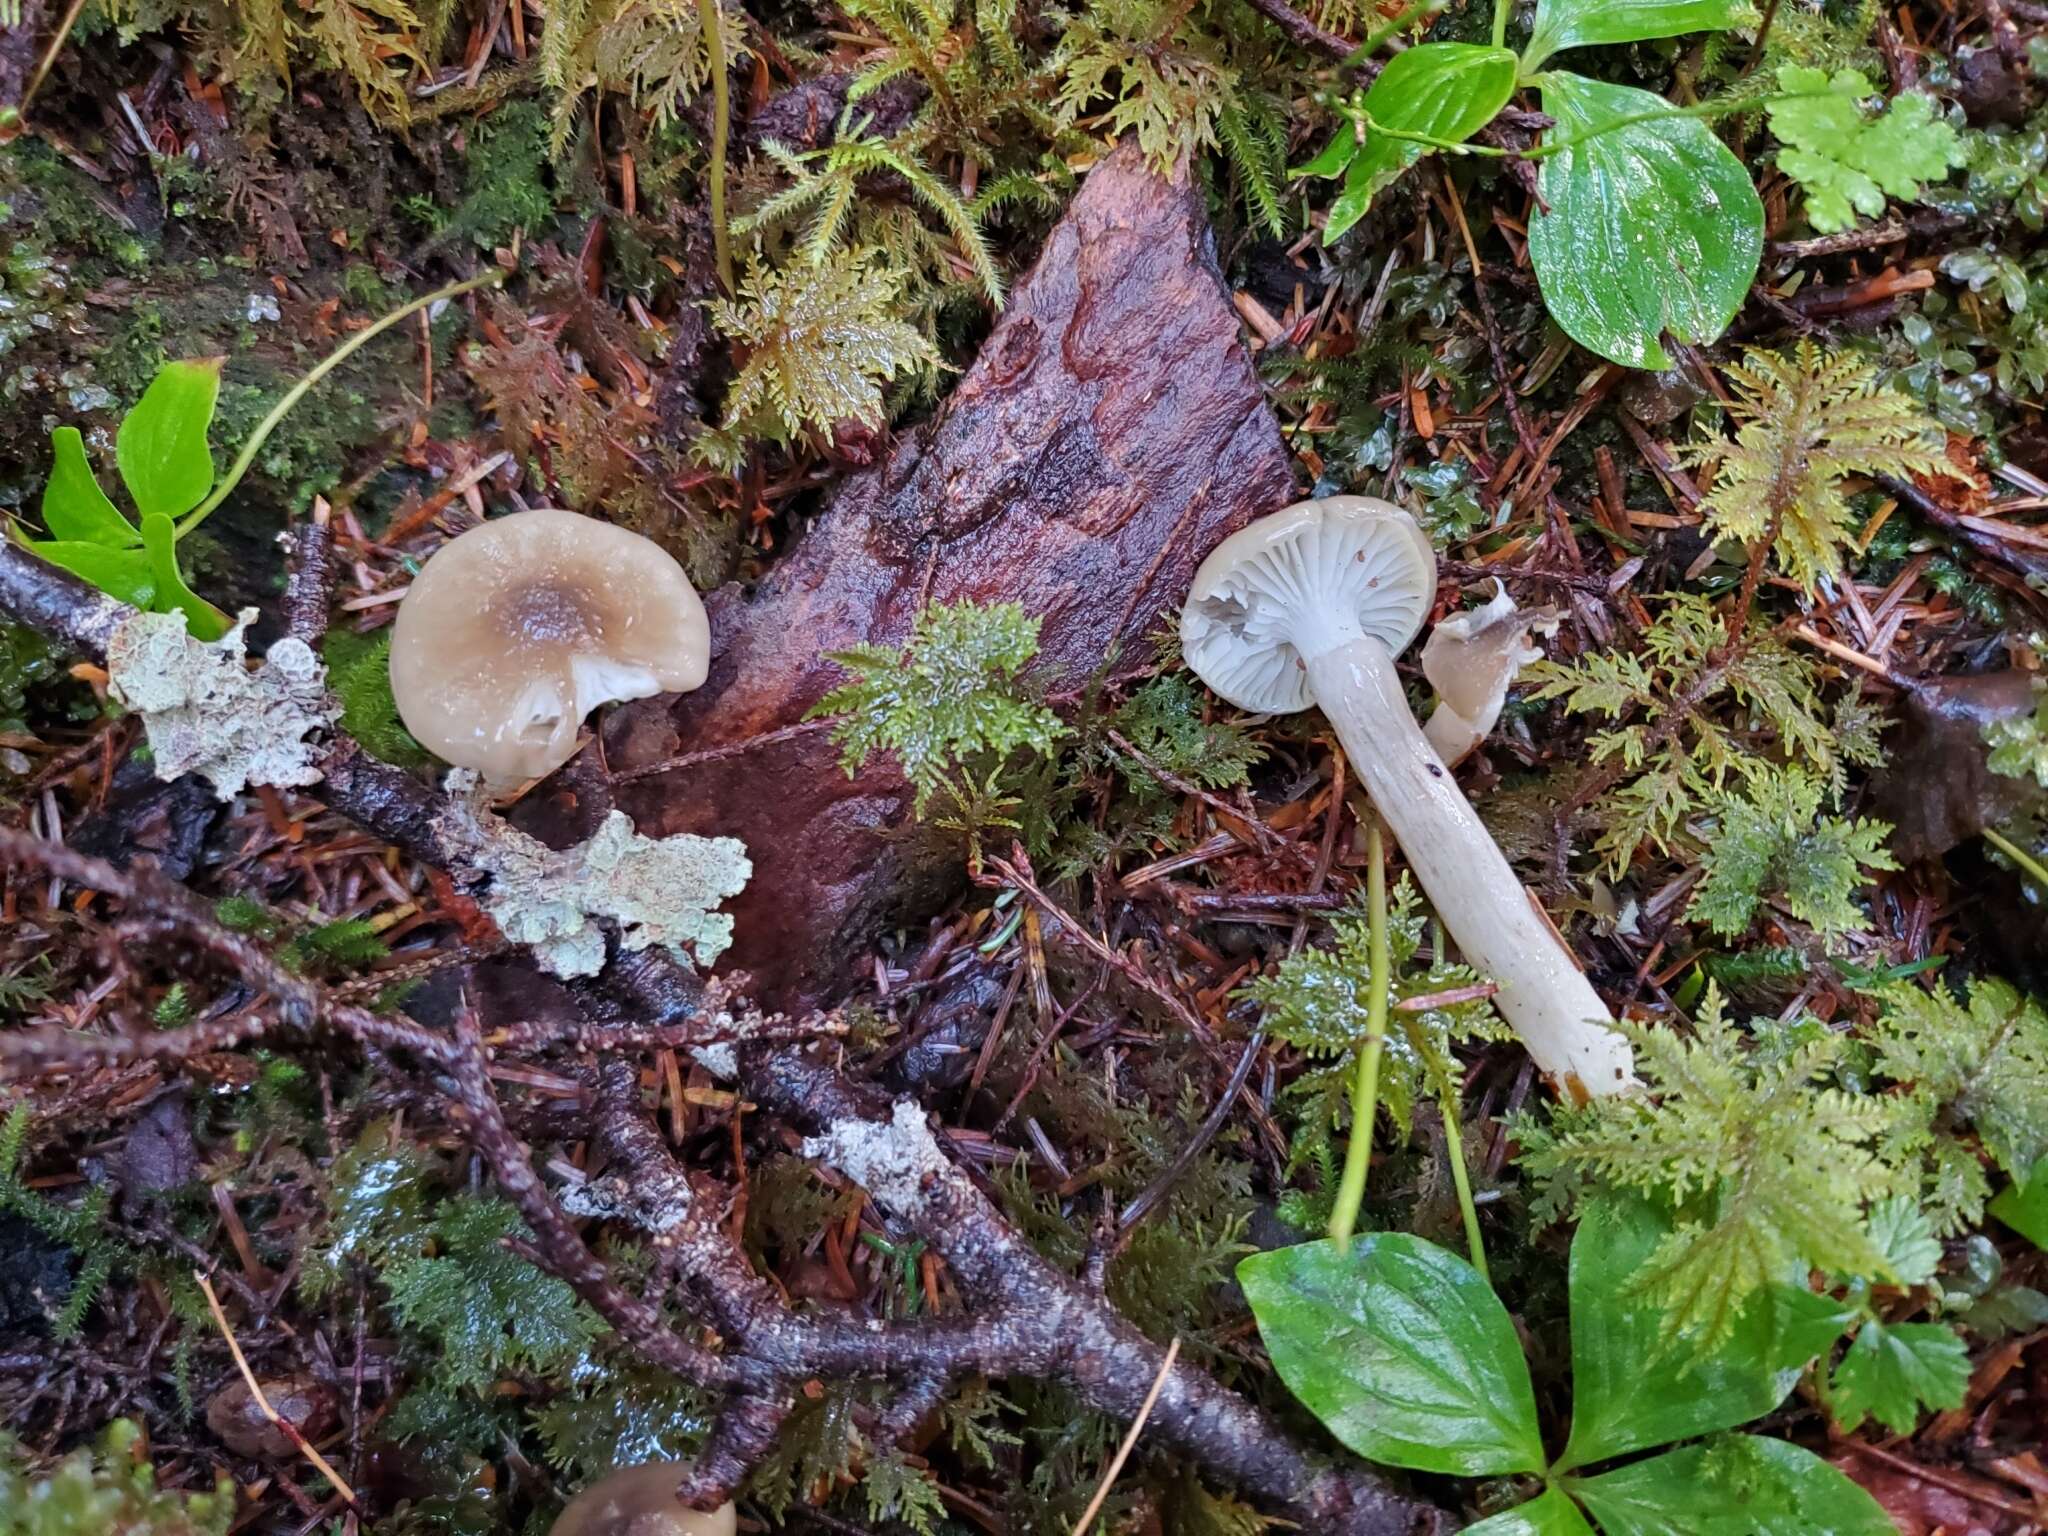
1069, 1337, 1183, 1536
1241, 0, 1357, 58
195, 1272, 358, 1506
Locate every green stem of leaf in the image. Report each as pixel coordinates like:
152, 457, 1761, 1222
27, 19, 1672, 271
1983, 826, 2048, 887
1439, 1074, 1489, 1281
1330, 818, 1390, 1252
175, 268, 506, 539
700, 0, 735, 294
1519, 85, 1839, 159
1490, 0, 1508, 50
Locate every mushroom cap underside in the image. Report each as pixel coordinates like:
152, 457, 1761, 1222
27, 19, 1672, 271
390, 508, 710, 783
1179, 495, 1437, 714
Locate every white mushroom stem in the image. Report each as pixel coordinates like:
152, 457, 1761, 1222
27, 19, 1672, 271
1302, 636, 1635, 1099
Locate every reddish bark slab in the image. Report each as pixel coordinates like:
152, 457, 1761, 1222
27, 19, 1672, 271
592, 143, 1295, 1004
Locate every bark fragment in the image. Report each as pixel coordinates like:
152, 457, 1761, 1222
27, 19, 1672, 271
587, 142, 1297, 1004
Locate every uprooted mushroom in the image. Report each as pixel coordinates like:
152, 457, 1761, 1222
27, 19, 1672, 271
390, 508, 712, 785
1181, 495, 1634, 1098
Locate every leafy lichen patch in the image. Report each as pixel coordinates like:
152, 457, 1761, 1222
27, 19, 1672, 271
434, 788, 751, 978
107, 608, 336, 800
801, 1099, 951, 1212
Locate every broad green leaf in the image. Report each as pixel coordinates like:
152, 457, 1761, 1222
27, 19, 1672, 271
1559, 1198, 1798, 1470
1293, 127, 1359, 180
1529, 72, 1763, 369
26, 539, 156, 608
1865, 1195, 1942, 1286
1463, 1488, 1598, 1536
1768, 67, 1964, 235
1524, 0, 1753, 70
1570, 1436, 1898, 1536
1318, 45, 1519, 241
1990, 1157, 2048, 1249
116, 359, 222, 520
1238, 1234, 1544, 1476
42, 428, 140, 546
140, 512, 230, 641
1760, 1282, 1860, 1374
1829, 1320, 1970, 1434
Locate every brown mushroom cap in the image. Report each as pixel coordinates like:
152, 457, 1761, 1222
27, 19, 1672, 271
549, 1463, 736, 1536
390, 509, 710, 783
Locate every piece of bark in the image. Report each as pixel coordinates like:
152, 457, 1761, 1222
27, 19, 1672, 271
1872, 671, 2044, 861
589, 143, 1295, 1006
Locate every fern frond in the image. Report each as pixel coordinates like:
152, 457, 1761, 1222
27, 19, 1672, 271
1695, 341, 1945, 592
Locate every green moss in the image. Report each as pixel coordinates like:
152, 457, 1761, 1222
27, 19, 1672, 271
448, 101, 559, 250
0, 142, 151, 274
0, 1420, 232, 1536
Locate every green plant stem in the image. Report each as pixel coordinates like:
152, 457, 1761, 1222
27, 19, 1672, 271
1490, 0, 1508, 49
1330, 818, 1390, 1252
699, 0, 735, 294
175, 268, 505, 539
1437, 1075, 1489, 1281
1984, 826, 2048, 888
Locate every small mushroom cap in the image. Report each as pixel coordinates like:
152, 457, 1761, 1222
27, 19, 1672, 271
390, 509, 710, 783
1181, 495, 1437, 714
549, 1463, 736, 1536
1420, 581, 1560, 766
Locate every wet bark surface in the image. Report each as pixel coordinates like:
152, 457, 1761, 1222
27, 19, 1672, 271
577, 143, 1296, 1005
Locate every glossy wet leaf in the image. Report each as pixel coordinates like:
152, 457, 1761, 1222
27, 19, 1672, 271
116, 358, 222, 520
1991, 1157, 2048, 1249
1238, 1234, 1544, 1475
140, 512, 230, 641
42, 428, 140, 546
1463, 1488, 1597, 1535
26, 539, 156, 609
1529, 73, 1763, 369
1306, 44, 1519, 241
1569, 1436, 1897, 1536
1560, 1197, 1800, 1469
1524, 0, 1753, 70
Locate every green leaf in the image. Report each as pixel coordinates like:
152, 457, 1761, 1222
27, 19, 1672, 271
1768, 67, 1964, 235
1320, 45, 1519, 241
1463, 1488, 1598, 1536
1529, 72, 1763, 369
140, 512, 230, 641
41, 428, 140, 546
116, 359, 222, 520
25, 539, 156, 608
1865, 1195, 1942, 1286
1294, 127, 1360, 180
1570, 1435, 1899, 1536
1560, 1197, 1799, 1470
1990, 1157, 2048, 1249
1525, 0, 1753, 70
1238, 1234, 1544, 1476
1830, 1320, 1971, 1434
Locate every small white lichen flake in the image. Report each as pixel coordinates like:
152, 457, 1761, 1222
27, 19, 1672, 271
107, 608, 338, 801
436, 790, 752, 979
801, 1100, 952, 1213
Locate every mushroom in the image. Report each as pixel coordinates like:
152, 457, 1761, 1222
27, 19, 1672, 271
390, 509, 710, 784
1421, 580, 1559, 768
1181, 496, 1633, 1098
550, 1462, 736, 1536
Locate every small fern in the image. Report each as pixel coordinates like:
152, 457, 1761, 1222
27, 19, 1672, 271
810, 599, 1067, 811
1049, 0, 1240, 167
1516, 991, 1904, 1349
707, 251, 940, 446
1529, 593, 1882, 875
1869, 974, 2048, 1181
1688, 765, 1898, 950
1695, 342, 1945, 592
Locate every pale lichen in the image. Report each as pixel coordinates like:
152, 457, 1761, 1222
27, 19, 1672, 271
434, 788, 751, 979
107, 609, 337, 801
801, 1100, 950, 1211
